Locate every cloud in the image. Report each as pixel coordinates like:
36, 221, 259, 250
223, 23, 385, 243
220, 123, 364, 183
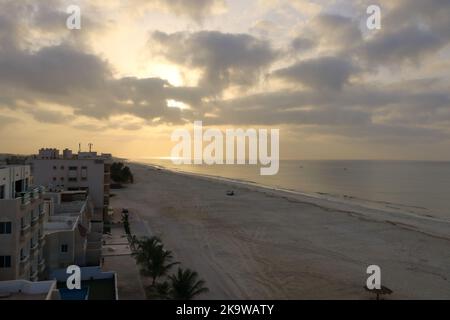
127, 0, 227, 22
0, 40, 203, 124
150, 30, 279, 94
0, 0, 450, 154
361, 26, 444, 66
273, 56, 359, 91
0, 114, 20, 127
28, 108, 75, 124
290, 36, 316, 53
309, 13, 363, 52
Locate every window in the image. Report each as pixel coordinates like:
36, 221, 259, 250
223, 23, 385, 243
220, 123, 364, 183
81, 166, 88, 181
53, 177, 57, 181
61, 244, 68, 253
0, 256, 11, 268
68, 178, 77, 182
60, 166, 65, 170
69, 166, 77, 170
53, 166, 57, 170
0, 222, 12, 234
0, 185, 5, 199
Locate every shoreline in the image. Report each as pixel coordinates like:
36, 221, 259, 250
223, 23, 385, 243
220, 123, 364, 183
110, 162, 450, 299
132, 161, 450, 241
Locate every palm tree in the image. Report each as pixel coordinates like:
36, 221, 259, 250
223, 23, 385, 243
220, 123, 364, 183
132, 236, 162, 265
133, 237, 178, 285
168, 268, 209, 300
147, 247, 179, 286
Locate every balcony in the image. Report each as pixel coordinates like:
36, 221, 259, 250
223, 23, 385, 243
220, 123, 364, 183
30, 242, 39, 252
30, 270, 39, 281
30, 186, 44, 201
38, 259, 46, 272
31, 215, 39, 226
20, 224, 30, 236
18, 193, 31, 207
39, 235, 46, 247
17, 186, 45, 207
20, 255, 29, 264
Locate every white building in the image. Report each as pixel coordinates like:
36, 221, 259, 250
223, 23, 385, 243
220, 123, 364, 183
0, 165, 46, 281
43, 191, 103, 270
29, 148, 111, 221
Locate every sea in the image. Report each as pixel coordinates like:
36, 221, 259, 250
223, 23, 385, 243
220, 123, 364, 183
134, 159, 450, 221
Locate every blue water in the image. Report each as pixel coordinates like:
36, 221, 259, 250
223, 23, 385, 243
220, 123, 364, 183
135, 159, 450, 220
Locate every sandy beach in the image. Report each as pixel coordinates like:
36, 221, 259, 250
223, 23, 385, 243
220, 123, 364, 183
110, 163, 450, 299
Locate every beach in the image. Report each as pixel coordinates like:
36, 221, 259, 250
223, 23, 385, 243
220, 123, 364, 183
110, 163, 450, 299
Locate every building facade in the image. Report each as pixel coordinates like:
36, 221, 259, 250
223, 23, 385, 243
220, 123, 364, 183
0, 165, 46, 281
29, 148, 111, 220
43, 191, 102, 270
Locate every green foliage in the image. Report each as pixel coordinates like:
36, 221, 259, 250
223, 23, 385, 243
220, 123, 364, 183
133, 237, 179, 285
111, 162, 134, 184
168, 268, 209, 300
130, 236, 209, 300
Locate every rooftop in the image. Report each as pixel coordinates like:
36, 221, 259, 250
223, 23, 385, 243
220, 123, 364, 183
45, 215, 79, 232
0, 280, 58, 300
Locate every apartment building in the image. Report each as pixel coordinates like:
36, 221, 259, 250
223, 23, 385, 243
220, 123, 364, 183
29, 148, 111, 221
43, 191, 102, 271
0, 165, 46, 282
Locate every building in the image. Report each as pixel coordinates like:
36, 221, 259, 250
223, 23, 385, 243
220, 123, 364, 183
0, 279, 60, 300
0, 165, 46, 282
43, 191, 103, 271
29, 148, 111, 221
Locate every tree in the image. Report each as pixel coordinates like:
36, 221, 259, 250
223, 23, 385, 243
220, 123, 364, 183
133, 237, 179, 286
111, 162, 134, 184
168, 268, 209, 300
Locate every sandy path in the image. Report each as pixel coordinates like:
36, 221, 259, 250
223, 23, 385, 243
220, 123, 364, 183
110, 163, 450, 299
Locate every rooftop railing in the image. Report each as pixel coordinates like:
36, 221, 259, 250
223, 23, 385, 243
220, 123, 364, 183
17, 186, 45, 206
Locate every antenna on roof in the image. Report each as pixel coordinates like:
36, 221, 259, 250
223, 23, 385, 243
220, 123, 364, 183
78, 143, 81, 153
88, 143, 93, 153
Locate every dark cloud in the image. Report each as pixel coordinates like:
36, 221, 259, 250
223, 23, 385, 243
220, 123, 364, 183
150, 30, 279, 94
309, 13, 363, 52
0, 44, 111, 94
290, 36, 316, 53
273, 57, 359, 91
361, 26, 444, 66
28, 108, 74, 124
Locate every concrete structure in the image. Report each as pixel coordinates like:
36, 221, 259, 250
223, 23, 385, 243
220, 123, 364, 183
50, 266, 118, 300
29, 148, 111, 220
0, 165, 46, 282
0, 279, 60, 300
44, 191, 103, 271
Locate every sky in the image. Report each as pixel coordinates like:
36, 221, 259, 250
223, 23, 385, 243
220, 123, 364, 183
0, 0, 449, 160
